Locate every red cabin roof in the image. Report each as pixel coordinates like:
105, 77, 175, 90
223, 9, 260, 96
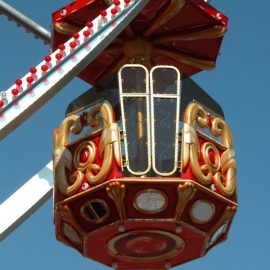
52, 0, 228, 85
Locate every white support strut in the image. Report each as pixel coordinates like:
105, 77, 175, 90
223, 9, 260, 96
0, 161, 53, 241
0, 0, 150, 140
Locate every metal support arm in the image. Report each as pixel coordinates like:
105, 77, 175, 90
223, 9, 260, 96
0, 0, 51, 43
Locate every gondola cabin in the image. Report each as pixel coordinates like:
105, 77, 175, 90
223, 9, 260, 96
53, 64, 237, 270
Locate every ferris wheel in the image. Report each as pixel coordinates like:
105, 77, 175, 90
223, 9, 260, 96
0, 1, 237, 269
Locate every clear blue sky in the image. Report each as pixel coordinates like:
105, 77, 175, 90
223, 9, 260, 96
0, 0, 269, 269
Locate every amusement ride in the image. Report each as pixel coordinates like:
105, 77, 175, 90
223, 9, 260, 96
0, 1, 237, 269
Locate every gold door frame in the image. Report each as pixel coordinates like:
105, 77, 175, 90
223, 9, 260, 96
119, 64, 181, 176
118, 64, 152, 175
150, 65, 181, 176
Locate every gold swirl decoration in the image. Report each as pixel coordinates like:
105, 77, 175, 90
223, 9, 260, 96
85, 102, 121, 185
54, 114, 84, 197
106, 181, 126, 223
181, 103, 236, 198
174, 182, 196, 222
73, 141, 97, 171
201, 142, 221, 173
54, 101, 121, 197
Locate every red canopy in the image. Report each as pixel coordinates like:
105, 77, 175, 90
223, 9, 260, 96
52, 0, 228, 85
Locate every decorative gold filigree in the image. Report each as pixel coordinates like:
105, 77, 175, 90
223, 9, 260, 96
211, 118, 237, 197
181, 103, 237, 198
85, 102, 121, 185
174, 182, 196, 222
201, 142, 221, 173
181, 103, 212, 186
54, 114, 84, 197
209, 205, 237, 236
106, 181, 126, 223
54, 101, 121, 197
56, 204, 85, 235
74, 141, 97, 170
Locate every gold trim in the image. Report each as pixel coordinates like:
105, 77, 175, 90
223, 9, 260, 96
192, 99, 224, 120
119, 64, 182, 176
143, 0, 186, 37
209, 205, 237, 236
174, 182, 196, 222
196, 130, 226, 150
106, 181, 126, 223
56, 203, 86, 235
211, 117, 236, 197
154, 48, 215, 71
153, 25, 226, 43
66, 129, 103, 148
137, 111, 144, 139
66, 99, 104, 117
54, 21, 81, 35
150, 65, 181, 176
106, 230, 185, 262
133, 189, 168, 214
83, 101, 122, 185
181, 102, 237, 197
61, 178, 237, 208
80, 199, 110, 224
54, 114, 84, 197
201, 142, 221, 173
189, 199, 215, 224
73, 141, 97, 171
54, 101, 122, 196
118, 64, 152, 175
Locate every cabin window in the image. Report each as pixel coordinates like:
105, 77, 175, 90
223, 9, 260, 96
119, 65, 181, 176
81, 199, 110, 224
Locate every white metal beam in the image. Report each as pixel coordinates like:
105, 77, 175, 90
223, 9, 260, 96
0, 0, 150, 140
0, 161, 53, 241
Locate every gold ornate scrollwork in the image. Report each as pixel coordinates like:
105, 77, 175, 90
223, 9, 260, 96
85, 102, 121, 185
181, 103, 237, 198
56, 204, 85, 235
211, 118, 236, 197
54, 101, 121, 197
74, 141, 97, 170
209, 205, 237, 236
201, 142, 221, 173
54, 115, 84, 197
106, 181, 126, 223
174, 182, 196, 222
181, 103, 212, 186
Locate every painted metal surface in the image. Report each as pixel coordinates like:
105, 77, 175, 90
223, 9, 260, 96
52, 0, 228, 85
0, 161, 53, 241
0, 0, 150, 140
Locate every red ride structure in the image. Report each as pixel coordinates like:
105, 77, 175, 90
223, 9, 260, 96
52, 1, 237, 270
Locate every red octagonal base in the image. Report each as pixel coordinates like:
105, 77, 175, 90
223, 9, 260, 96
54, 178, 237, 270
